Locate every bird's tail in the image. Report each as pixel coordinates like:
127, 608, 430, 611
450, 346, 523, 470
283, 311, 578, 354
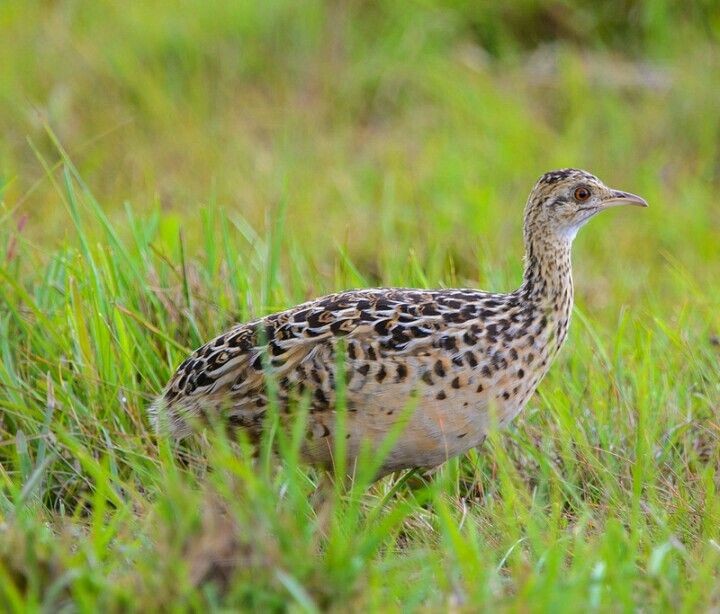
148, 393, 195, 439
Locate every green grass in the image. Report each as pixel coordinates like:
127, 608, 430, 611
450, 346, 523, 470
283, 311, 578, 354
1, 1, 719, 610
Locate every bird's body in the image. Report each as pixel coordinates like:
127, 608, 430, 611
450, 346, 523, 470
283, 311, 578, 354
150, 169, 646, 477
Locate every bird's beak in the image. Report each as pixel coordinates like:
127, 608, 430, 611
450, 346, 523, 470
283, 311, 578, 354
600, 189, 649, 209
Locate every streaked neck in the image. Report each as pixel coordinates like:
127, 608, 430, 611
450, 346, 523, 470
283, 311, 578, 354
520, 233, 574, 308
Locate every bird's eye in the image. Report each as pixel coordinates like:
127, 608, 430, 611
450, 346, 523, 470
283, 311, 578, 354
574, 186, 591, 202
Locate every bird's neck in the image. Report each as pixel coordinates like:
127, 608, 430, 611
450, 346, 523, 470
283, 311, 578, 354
519, 233, 574, 314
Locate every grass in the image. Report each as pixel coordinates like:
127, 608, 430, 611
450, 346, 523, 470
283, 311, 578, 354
1, 0, 719, 610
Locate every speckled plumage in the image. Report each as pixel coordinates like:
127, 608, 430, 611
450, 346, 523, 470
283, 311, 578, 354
150, 169, 647, 477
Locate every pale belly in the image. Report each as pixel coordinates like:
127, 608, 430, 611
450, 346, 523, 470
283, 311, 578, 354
300, 384, 526, 477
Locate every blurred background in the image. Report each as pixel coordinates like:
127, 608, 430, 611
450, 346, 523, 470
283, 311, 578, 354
1, 0, 719, 300
2, 3, 720, 606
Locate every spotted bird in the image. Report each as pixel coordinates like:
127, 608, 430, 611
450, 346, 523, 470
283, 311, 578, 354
150, 169, 647, 478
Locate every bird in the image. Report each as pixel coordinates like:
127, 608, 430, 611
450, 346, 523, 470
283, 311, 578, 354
150, 169, 647, 478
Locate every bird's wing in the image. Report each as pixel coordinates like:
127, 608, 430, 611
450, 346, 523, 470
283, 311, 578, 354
150, 288, 509, 437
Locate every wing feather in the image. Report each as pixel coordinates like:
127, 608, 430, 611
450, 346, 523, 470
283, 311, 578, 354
150, 288, 505, 438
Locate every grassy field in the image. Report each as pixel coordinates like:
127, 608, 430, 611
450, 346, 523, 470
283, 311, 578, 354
1, 1, 719, 610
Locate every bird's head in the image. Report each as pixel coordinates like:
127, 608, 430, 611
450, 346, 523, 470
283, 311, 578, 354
524, 168, 647, 243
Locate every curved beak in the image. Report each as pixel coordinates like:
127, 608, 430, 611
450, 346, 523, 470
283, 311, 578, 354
601, 189, 648, 209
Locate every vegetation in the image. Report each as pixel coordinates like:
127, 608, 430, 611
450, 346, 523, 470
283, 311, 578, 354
1, 1, 718, 610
